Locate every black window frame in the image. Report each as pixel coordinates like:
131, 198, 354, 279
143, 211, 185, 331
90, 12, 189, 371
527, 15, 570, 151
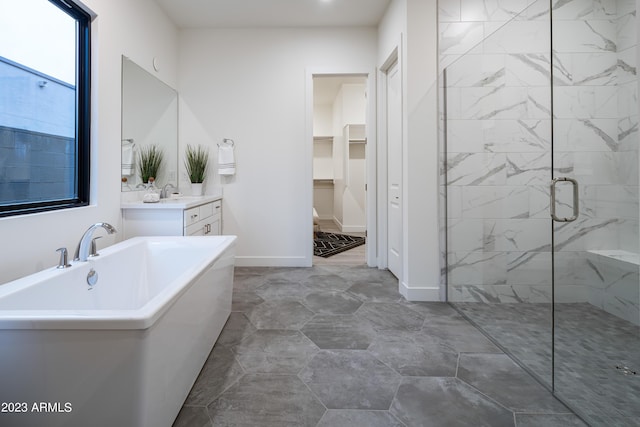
0, 0, 91, 218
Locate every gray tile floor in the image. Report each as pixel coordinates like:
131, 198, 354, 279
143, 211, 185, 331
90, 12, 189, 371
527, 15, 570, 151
455, 302, 640, 427
173, 266, 586, 427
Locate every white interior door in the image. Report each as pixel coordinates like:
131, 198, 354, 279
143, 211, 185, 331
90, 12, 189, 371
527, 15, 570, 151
386, 60, 402, 278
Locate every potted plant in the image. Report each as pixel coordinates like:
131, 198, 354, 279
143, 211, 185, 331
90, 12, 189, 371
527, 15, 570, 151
184, 144, 209, 196
137, 144, 164, 185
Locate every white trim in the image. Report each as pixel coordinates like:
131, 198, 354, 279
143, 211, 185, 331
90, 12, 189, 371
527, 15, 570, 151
235, 256, 309, 267
399, 280, 441, 302
377, 40, 402, 272
305, 67, 378, 268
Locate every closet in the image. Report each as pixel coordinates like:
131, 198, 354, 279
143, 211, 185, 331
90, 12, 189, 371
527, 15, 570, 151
312, 76, 367, 233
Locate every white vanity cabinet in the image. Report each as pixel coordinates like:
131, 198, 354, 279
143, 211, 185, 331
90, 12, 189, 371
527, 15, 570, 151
121, 196, 222, 239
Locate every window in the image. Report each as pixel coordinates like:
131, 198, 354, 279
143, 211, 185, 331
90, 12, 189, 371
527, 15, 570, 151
0, 0, 91, 217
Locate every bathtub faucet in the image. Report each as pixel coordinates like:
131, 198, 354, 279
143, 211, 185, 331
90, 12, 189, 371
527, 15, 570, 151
74, 222, 117, 262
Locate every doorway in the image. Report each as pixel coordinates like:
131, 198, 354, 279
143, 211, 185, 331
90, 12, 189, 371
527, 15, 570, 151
312, 75, 368, 266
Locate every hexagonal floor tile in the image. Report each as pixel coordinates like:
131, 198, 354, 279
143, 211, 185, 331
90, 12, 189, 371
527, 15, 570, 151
231, 290, 264, 313
184, 346, 244, 406
347, 281, 403, 302
302, 273, 353, 292
457, 353, 569, 413
216, 312, 257, 347
368, 331, 458, 376
248, 300, 315, 329
390, 377, 514, 427
207, 374, 325, 426
254, 281, 313, 300
303, 291, 363, 314
316, 409, 404, 427
301, 314, 377, 350
299, 350, 401, 410
357, 302, 425, 331
231, 329, 318, 374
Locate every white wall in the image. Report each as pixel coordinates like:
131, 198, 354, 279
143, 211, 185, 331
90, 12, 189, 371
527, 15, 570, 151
177, 27, 377, 266
378, 0, 441, 300
0, 0, 178, 285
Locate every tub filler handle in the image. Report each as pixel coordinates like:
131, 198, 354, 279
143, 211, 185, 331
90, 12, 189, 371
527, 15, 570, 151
56, 247, 72, 269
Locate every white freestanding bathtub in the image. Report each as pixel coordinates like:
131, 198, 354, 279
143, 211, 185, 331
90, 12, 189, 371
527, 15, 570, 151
0, 236, 236, 427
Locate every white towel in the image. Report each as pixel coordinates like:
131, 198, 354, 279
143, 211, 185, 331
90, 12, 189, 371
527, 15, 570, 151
122, 145, 135, 176
218, 145, 236, 176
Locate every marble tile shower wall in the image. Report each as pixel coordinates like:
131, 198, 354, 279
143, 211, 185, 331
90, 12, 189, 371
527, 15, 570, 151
439, 0, 639, 304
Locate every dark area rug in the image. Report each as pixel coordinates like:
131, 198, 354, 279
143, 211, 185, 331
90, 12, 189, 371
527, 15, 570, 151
313, 232, 365, 258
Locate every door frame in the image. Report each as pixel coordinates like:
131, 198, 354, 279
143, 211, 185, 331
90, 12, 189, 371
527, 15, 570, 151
377, 45, 401, 271
304, 67, 378, 266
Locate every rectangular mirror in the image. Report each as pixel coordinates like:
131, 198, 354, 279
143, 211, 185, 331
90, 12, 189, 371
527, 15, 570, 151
121, 56, 178, 192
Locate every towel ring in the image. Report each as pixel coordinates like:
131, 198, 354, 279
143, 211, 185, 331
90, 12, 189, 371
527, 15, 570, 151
218, 138, 235, 147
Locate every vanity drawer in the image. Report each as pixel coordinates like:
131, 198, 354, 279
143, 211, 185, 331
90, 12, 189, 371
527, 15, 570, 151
184, 207, 201, 227
199, 202, 214, 219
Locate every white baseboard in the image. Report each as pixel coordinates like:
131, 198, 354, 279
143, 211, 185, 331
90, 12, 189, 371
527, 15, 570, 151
234, 256, 310, 267
399, 280, 442, 302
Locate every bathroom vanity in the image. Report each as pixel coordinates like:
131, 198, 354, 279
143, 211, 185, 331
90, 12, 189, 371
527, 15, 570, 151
121, 195, 222, 238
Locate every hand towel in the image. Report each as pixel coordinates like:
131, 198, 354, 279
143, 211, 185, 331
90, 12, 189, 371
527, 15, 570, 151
218, 145, 236, 176
122, 144, 135, 176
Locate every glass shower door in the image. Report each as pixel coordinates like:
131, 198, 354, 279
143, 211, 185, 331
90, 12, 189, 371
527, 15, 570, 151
443, 0, 554, 388
551, 1, 640, 424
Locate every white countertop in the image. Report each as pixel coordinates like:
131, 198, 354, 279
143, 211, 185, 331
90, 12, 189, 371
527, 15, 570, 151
121, 194, 222, 210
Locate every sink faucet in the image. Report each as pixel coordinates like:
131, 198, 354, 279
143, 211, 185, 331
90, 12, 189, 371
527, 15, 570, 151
161, 183, 177, 198
74, 222, 117, 262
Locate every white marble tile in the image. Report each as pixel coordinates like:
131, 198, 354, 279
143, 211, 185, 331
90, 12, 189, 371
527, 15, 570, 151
447, 152, 507, 185
507, 251, 552, 286
552, 86, 596, 119
439, 0, 461, 22
440, 22, 485, 55
553, 118, 618, 151
497, 218, 551, 251
484, 119, 551, 153
616, 11, 637, 52
506, 53, 551, 86
555, 284, 590, 303
618, 220, 639, 252
594, 85, 619, 118
460, 0, 529, 21
448, 251, 507, 286
569, 52, 618, 85
461, 185, 529, 219
551, 0, 598, 20
528, 185, 550, 218
617, 82, 638, 120
616, 48, 637, 86
447, 120, 486, 152
617, 116, 638, 151
616, 0, 636, 16
448, 218, 485, 251
592, 185, 639, 219
552, 20, 617, 53
526, 87, 552, 119
446, 54, 506, 87
483, 20, 550, 53
460, 86, 529, 119
447, 185, 463, 218
506, 152, 551, 185
553, 217, 621, 251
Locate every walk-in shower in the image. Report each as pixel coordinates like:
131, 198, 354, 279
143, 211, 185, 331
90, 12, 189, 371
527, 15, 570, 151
439, 0, 639, 424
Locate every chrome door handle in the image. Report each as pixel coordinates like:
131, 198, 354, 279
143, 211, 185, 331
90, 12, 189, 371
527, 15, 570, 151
550, 177, 579, 222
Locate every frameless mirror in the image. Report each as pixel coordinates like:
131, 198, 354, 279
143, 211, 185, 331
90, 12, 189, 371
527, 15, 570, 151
121, 56, 178, 191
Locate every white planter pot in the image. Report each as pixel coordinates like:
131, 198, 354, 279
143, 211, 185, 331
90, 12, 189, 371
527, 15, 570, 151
191, 183, 203, 196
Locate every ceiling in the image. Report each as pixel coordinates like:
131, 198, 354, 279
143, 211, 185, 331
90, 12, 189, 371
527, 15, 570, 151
153, 0, 392, 29
314, 75, 366, 106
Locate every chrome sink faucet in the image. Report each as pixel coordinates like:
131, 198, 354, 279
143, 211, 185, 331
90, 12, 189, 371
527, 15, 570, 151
161, 183, 177, 198
74, 222, 117, 262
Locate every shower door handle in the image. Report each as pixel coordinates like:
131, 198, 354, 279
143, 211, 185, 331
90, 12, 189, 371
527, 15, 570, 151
550, 177, 579, 222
